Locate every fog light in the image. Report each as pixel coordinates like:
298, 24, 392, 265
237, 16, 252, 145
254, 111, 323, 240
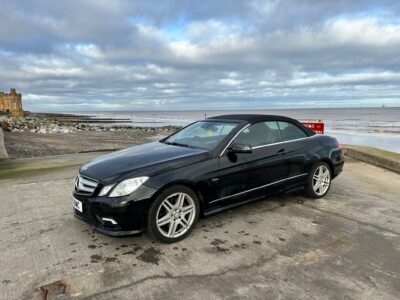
102, 217, 117, 225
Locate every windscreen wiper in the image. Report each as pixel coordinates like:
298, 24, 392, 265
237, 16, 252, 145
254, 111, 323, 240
164, 141, 194, 148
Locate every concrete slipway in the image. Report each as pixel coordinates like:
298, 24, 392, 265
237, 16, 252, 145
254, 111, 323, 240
0, 151, 399, 299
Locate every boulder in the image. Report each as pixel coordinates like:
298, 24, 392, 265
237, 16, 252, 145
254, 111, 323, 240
0, 128, 8, 159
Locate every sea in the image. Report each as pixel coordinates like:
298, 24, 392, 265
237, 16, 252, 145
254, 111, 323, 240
64, 108, 400, 153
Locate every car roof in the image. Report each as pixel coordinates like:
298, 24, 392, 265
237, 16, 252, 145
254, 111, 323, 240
207, 114, 316, 136
207, 114, 297, 124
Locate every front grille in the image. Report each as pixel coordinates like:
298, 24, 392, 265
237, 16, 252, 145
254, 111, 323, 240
75, 175, 98, 195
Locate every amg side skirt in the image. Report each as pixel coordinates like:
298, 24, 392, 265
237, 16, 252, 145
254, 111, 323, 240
209, 173, 308, 204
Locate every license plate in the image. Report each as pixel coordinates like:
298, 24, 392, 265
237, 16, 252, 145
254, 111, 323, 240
73, 198, 83, 212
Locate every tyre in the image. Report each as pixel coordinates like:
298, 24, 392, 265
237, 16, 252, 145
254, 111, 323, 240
147, 185, 200, 243
305, 162, 332, 198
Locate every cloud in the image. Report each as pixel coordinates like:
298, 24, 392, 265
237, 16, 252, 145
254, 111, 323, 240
218, 79, 242, 86
1, 0, 400, 111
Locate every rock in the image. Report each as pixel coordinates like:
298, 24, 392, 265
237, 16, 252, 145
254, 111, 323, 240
0, 113, 181, 135
61, 128, 70, 134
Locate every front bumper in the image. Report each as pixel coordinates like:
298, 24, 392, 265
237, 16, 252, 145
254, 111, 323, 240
74, 212, 143, 236
72, 185, 157, 236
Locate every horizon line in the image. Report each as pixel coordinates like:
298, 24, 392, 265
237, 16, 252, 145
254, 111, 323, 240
28, 106, 400, 113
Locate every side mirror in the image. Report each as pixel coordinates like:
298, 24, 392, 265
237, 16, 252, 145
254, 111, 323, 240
229, 143, 252, 154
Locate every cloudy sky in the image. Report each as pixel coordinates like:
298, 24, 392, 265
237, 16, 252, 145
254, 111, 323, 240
1, 0, 400, 111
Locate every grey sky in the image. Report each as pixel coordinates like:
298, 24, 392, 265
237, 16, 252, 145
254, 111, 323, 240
1, 0, 400, 111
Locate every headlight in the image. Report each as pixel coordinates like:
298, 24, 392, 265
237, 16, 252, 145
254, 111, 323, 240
99, 184, 114, 196
108, 177, 149, 197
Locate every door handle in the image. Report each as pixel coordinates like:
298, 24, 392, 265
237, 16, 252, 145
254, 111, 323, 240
277, 148, 286, 155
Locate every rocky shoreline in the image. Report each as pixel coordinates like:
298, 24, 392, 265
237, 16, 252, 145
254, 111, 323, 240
0, 112, 181, 134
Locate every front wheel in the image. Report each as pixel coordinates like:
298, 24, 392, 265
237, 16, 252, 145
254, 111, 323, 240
147, 185, 200, 243
305, 162, 332, 198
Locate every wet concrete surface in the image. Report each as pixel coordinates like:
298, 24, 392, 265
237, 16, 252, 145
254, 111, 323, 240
0, 155, 399, 299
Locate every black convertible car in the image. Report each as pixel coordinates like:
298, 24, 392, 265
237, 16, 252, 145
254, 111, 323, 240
73, 114, 344, 243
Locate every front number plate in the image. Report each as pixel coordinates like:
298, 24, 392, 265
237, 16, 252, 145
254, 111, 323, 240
73, 198, 83, 213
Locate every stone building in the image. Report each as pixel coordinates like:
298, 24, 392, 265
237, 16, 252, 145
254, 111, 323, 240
0, 89, 24, 117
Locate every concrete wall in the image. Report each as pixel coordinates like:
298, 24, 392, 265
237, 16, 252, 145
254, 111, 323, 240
343, 144, 400, 174
0, 127, 8, 159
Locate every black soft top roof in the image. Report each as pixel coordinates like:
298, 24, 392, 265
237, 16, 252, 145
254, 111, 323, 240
207, 114, 315, 136
208, 114, 296, 124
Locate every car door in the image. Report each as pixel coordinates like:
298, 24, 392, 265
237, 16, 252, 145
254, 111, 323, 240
216, 145, 253, 205
238, 121, 289, 198
277, 121, 310, 186
216, 121, 289, 206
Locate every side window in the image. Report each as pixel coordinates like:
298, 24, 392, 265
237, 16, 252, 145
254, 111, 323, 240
278, 121, 307, 141
234, 121, 281, 147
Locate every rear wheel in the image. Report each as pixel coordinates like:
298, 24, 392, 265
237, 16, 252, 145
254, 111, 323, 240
147, 185, 199, 243
306, 162, 331, 198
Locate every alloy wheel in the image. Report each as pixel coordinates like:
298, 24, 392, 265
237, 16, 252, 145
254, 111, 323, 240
156, 192, 196, 238
312, 165, 331, 196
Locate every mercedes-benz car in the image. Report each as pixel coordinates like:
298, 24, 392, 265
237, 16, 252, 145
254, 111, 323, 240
73, 114, 344, 243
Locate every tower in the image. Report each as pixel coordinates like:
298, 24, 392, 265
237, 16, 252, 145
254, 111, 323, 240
0, 89, 24, 117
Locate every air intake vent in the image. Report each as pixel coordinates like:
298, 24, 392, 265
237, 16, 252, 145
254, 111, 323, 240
75, 175, 98, 195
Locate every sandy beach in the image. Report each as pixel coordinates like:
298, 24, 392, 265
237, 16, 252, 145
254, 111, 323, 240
0, 113, 177, 158
3, 130, 171, 159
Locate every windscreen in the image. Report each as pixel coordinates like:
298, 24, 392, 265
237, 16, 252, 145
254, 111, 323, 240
163, 121, 238, 150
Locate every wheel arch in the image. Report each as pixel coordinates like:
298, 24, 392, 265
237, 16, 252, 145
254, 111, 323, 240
309, 151, 334, 177
150, 180, 206, 216
320, 158, 334, 176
